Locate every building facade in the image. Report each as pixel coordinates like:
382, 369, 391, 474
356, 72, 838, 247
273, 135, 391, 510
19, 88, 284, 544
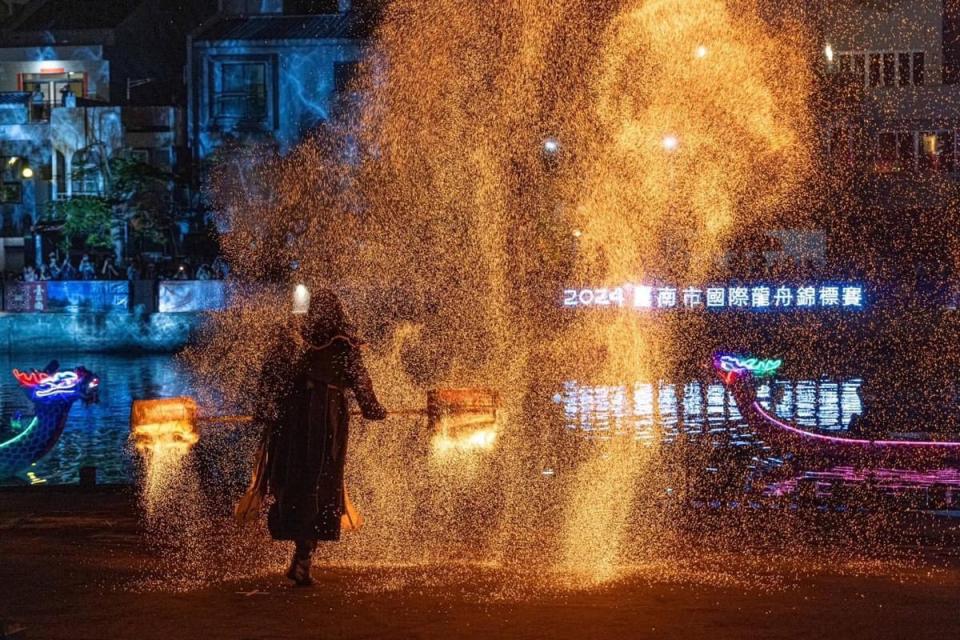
0, 0, 215, 271
186, 0, 374, 164
817, 0, 960, 175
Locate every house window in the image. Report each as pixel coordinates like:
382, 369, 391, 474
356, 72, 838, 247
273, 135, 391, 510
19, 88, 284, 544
0, 183, 22, 204
71, 151, 102, 196
882, 53, 895, 87
21, 71, 85, 106
868, 54, 881, 87
897, 53, 911, 87
912, 52, 925, 85
837, 53, 851, 74
919, 131, 955, 172
877, 131, 914, 171
215, 62, 267, 121
831, 50, 926, 89
853, 54, 865, 82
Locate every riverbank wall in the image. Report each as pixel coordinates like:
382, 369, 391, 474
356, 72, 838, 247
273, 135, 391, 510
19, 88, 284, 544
0, 310, 202, 353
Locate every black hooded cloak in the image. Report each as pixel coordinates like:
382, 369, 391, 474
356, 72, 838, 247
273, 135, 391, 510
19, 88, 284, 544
262, 289, 384, 541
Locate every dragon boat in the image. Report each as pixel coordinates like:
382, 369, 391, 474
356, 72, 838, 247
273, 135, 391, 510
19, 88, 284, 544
714, 354, 960, 466
0, 361, 99, 480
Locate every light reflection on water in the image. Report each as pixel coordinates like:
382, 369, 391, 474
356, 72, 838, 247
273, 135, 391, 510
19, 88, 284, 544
557, 378, 863, 441
6, 355, 957, 499
558, 379, 960, 500
0, 353, 190, 485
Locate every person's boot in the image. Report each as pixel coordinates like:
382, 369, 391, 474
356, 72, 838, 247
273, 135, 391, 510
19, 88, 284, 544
286, 555, 313, 587
286, 543, 315, 587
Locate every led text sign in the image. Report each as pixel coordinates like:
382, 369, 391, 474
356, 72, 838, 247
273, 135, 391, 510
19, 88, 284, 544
562, 283, 865, 311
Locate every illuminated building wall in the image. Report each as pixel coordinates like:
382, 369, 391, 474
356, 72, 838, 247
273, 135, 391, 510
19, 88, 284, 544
0, 1, 216, 268
818, 0, 960, 172
0, 46, 114, 251
187, 4, 371, 163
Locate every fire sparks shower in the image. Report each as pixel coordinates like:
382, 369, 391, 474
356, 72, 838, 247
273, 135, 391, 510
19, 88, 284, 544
170, 0, 814, 583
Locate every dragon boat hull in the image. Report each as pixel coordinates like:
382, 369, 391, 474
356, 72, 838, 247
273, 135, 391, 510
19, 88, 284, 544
0, 414, 68, 479
725, 376, 960, 467
0, 363, 99, 480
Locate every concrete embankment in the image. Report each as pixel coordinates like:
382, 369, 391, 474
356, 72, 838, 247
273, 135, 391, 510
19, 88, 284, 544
0, 311, 203, 353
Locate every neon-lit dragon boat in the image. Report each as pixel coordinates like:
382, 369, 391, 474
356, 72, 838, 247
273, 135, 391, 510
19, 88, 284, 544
715, 353, 960, 465
0, 361, 99, 480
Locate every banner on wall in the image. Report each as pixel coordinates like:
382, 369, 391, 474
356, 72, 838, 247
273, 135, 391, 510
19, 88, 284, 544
45, 281, 130, 312
4, 281, 130, 312
4, 282, 48, 312
158, 280, 230, 313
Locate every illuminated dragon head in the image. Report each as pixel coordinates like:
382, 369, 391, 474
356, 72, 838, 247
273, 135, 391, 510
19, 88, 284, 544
713, 353, 782, 385
13, 361, 100, 405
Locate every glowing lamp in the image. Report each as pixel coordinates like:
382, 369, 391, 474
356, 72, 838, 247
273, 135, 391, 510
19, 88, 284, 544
543, 138, 560, 154
21, 166, 33, 179
572, 229, 583, 238
824, 44, 834, 63
695, 45, 708, 59
130, 397, 200, 456
661, 135, 679, 152
292, 284, 310, 315
7, 157, 17, 166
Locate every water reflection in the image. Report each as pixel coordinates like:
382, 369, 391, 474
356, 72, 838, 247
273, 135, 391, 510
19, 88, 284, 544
558, 378, 863, 441
558, 378, 960, 501
0, 352, 190, 485
5, 357, 956, 500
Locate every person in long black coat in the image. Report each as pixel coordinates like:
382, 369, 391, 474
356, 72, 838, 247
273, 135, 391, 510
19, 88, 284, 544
262, 288, 386, 586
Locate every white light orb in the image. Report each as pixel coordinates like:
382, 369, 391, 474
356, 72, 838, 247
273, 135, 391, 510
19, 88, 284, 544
661, 135, 679, 152
695, 45, 708, 59
292, 284, 310, 315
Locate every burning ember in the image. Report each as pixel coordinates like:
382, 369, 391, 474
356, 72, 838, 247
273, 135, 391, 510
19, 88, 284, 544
431, 426, 498, 455
427, 388, 500, 455
131, 398, 200, 456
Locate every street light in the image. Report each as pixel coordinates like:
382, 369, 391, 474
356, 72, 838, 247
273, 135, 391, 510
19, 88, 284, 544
695, 45, 708, 59
661, 135, 679, 152
21, 166, 34, 179
543, 137, 560, 154
824, 43, 834, 63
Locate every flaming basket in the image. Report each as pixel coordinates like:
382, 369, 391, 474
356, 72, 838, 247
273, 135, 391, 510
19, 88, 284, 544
130, 397, 200, 455
427, 388, 500, 453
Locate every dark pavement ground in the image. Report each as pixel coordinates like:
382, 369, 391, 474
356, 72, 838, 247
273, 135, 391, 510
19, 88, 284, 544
2, 488, 960, 640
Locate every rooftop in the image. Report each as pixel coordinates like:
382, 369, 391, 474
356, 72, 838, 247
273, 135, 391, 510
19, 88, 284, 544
192, 12, 375, 43
8, 0, 143, 32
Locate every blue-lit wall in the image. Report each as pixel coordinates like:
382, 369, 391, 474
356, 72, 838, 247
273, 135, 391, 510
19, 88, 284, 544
189, 38, 363, 160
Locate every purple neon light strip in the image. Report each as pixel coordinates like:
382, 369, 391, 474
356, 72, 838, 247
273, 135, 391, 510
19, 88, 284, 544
752, 401, 960, 450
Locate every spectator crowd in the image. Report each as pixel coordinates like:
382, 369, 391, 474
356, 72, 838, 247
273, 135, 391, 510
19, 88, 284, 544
17, 253, 230, 282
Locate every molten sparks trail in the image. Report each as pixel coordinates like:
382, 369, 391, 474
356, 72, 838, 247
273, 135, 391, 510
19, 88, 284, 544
131, 398, 201, 515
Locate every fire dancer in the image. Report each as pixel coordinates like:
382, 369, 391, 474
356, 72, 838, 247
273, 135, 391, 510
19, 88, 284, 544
262, 287, 387, 587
